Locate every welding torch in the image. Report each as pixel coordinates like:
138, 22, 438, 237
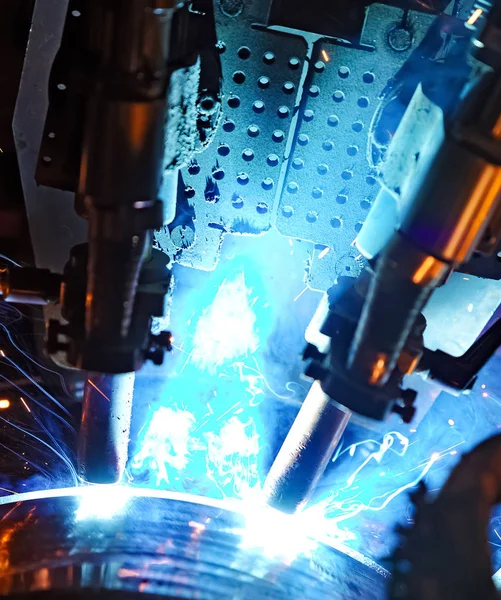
1, 0, 220, 484
265, 5, 501, 513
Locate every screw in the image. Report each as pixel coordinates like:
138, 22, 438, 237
304, 361, 329, 381
392, 403, 416, 423
151, 330, 173, 352
401, 388, 418, 406
388, 26, 412, 52
199, 94, 217, 115
219, 0, 243, 17
303, 343, 326, 362
146, 348, 164, 366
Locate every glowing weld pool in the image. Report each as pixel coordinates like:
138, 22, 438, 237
0, 487, 388, 599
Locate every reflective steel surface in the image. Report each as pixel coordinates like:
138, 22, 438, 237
0, 487, 387, 599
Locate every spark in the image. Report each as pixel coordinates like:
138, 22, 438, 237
244, 357, 302, 406
321, 49, 330, 62
321, 451, 441, 527
317, 247, 330, 259
87, 379, 110, 402
0, 321, 72, 397
293, 286, 308, 302
239, 498, 323, 562
132, 407, 195, 485
0, 374, 71, 430
20, 397, 31, 413
0, 254, 21, 267
191, 274, 259, 372
0, 399, 10, 409
75, 486, 131, 521
215, 401, 241, 422
0, 415, 78, 485
205, 416, 260, 496
467, 303, 473, 312
0, 351, 70, 416
448, 418, 455, 426
467, 7, 483, 25
342, 432, 409, 488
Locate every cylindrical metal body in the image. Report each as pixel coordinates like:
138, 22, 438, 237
264, 382, 351, 514
349, 119, 501, 388
348, 235, 448, 387
0, 488, 388, 599
400, 133, 501, 265
73, 1, 178, 373
78, 372, 135, 484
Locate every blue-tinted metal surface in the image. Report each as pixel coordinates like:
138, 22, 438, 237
156, 3, 435, 290
0, 488, 388, 599
276, 5, 434, 290
156, 2, 308, 270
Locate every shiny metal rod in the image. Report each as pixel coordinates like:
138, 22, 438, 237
263, 381, 351, 514
78, 372, 135, 484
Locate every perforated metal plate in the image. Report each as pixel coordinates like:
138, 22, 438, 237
275, 5, 434, 290
155, 3, 435, 287
155, 0, 307, 269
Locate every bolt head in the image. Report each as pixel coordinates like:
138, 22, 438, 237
388, 26, 412, 52
401, 388, 418, 406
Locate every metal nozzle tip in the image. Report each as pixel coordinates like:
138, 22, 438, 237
263, 382, 351, 514
78, 373, 134, 484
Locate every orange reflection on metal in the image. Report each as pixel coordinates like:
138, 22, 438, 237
406, 354, 420, 375
493, 113, 501, 139
467, 8, 483, 25
129, 104, 150, 153
189, 520, 206, 540
33, 567, 51, 591
412, 256, 435, 285
443, 165, 501, 263
118, 568, 142, 579
369, 354, 387, 385
87, 379, 111, 403
20, 397, 31, 413
0, 508, 35, 572
398, 351, 421, 376
411, 255, 446, 285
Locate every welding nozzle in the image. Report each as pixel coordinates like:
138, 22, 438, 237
78, 372, 134, 484
263, 381, 351, 514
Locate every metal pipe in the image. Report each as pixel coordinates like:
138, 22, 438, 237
0, 488, 387, 599
78, 372, 135, 484
263, 382, 351, 514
